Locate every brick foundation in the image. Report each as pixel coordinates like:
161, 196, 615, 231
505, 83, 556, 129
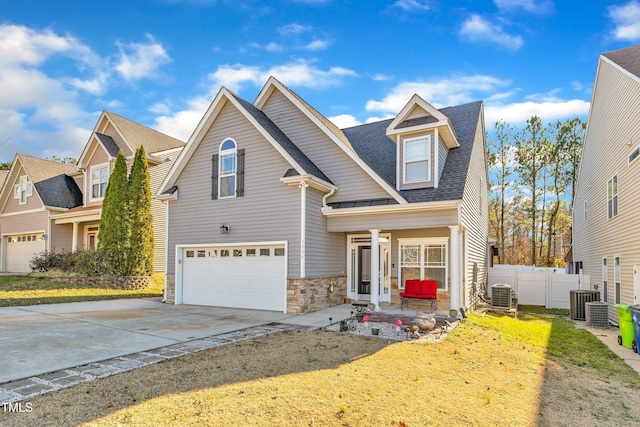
287, 276, 347, 314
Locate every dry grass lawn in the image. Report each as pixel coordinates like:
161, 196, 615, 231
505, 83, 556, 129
2, 308, 640, 427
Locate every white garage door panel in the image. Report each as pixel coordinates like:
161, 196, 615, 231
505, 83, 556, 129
6, 235, 45, 272
182, 246, 285, 311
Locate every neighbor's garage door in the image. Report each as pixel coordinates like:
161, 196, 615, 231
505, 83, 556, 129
6, 234, 45, 272
182, 244, 286, 311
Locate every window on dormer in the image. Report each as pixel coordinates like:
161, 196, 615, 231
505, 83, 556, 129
90, 164, 109, 200
404, 135, 430, 183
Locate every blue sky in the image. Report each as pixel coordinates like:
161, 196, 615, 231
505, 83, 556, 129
1, 0, 639, 162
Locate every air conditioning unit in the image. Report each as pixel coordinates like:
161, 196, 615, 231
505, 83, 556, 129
570, 290, 601, 320
491, 284, 512, 309
585, 301, 609, 328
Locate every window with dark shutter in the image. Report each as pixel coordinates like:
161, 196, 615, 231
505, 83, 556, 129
211, 154, 219, 200
236, 148, 245, 197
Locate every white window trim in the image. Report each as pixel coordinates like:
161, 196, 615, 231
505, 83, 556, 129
403, 135, 431, 184
89, 162, 109, 202
602, 256, 608, 303
398, 237, 448, 290
614, 255, 621, 304
607, 174, 618, 220
218, 138, 237, 199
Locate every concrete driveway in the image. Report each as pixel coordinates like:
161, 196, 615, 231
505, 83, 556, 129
0, 299, 351, 384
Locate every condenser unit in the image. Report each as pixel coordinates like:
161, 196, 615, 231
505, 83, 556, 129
570, 290, 601, 320
585, 301, 609, 328
491, 283, 513, 309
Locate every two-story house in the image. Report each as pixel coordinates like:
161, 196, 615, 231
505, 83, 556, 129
158, 76, 489, 315
573, 43, 640, 323
0, 111, 184, 272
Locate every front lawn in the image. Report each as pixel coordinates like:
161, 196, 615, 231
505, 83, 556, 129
0, 274, 164, 307
2, 306, 639, 426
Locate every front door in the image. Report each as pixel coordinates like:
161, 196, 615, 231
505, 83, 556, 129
348, 234, 391, 303
86, 226, 99, 250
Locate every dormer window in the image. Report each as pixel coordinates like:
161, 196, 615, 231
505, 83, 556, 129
404, 135, 431, 183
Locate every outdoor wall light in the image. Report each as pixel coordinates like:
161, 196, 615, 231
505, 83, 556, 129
220, 224, 230, 234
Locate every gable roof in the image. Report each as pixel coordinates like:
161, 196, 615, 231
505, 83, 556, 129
253, 76, 406, 204
0, 154, 77, 212
34, 174, 83, 209
158, 87, 333, 195
603, 44, 640, 80
106, 111, 185, 154
231, 94, 331, 183
343, 100, 483, 204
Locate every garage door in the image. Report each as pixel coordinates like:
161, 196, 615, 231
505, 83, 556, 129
182, 244, 286, 312
5, 234, 45, 272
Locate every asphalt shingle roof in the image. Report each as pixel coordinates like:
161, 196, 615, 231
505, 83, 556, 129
34, 174, 83, 209
603, 43, 640, 79
232, 94, 333, 184
342, 100, 483, 204
106, 111, 185, 154
94, 133, 121, 157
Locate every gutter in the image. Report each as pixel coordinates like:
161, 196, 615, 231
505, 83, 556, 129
321, 199, 462, 217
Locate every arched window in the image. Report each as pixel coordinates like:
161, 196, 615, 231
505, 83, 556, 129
219, 139, 237, 198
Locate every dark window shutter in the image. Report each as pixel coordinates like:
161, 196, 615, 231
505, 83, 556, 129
236, 148, 245, 197
211, 154, 219, 200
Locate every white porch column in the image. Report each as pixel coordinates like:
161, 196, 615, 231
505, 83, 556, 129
71, 222, 79, 252
370, 229, 381, 311
449, 225, 461, 317
299, 181, 308, 278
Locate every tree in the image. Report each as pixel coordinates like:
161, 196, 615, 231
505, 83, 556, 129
46, 156, 77, 165
98, 150, 130, 275
128, 146, 154, 276
487, 120, 515, 264
0, 162, 11, 170
514, 116, 551, 266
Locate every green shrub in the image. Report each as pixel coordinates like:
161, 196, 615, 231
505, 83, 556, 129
29, 250, 75, 272
73, 250, 119, 277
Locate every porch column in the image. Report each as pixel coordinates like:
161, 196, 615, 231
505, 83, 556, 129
369, 229, 381, 311
298, 181, 308, 278
71, 222, 79, 252
449, 225, 461, 317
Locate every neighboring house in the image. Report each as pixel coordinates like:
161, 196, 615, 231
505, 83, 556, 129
158, 77, 489, 316
0, 155, 78, 272
0, 111, 185, 273
572, 43, 640, 323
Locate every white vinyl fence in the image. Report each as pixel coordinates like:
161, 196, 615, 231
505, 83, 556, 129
488, 266, 591, 309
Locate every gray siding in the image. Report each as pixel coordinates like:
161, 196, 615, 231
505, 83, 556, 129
459, 111, 489, 308
327, 207, 458, 233
167, 100, 301, 275
305, 187, 345, 277
149, 148, 182, 272
573, 58, 640, 321
261, 90, 390, 202
438, 135, 448, 183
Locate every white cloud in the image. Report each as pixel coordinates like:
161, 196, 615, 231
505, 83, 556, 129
153, 60, 358, 141
265, 42, 284, 53
366, 75, 510, 113
393, 0, 431, 12
115, 34, 172, 81
609, 1, 640, 41
459, 15, 524, 50
302, 39, 331, 51
277, 23, 311, 35
494, 0, 554, 14
370, 73, 393, 81
485, 98, 589, 124
208, 60, 358, 92
328, 114, 362, 128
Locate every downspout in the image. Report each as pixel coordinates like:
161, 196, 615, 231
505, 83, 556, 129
321, 187, 336, 208
299, 181, 309, 278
